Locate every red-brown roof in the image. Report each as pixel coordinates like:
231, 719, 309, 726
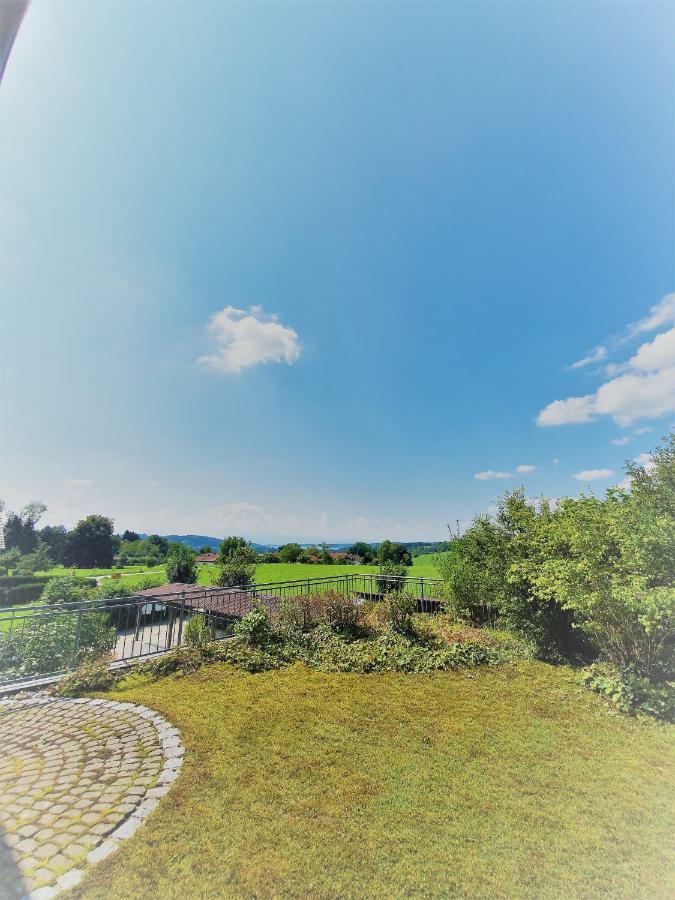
196, 553, 218, 563
135, 583, 206, 597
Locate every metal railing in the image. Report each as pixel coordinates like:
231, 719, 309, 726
0, 574, 444, 686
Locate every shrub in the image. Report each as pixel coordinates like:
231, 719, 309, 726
1, 583, 45, 605
54, 654, 118, 697
233, 603, 276, 646
184, 614, 215, 647
0, 611, 116, 680
382, 592, 417, 634
42, 574, 93, 606
323, 590, 362, 631
0, 575, 51, 589
166, 545, 197, 585
215, 549, 256, 589
581, 663, 674, 722
376, 562, 408, 595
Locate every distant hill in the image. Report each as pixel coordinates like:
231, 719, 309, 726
144, 534, 277, 553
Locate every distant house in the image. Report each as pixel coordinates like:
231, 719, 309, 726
196, 552, 218, 564
329, 551, 360, 564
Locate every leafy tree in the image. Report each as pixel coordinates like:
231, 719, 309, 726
3, 502, 47, 554
198, 545, 214, 555
318, 542, 334, 564
14, 544, 53, 576
218, 536, 256, 563
0, 547, 22, 576
376, 562, 408, 594
165, 544, 197, 584
377, 540, 412, 566
216, 536, 257, 588
215, 549, 256, 589
65, 515, 115, 568
39, 525, 68, 564
147, 534, 169, 557
277, 542, 303, 563
145, 551, 162, 568
347, 542, 376, 563
122, 530, 140, 542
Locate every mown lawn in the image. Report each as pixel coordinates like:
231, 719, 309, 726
73, 662, 674, 899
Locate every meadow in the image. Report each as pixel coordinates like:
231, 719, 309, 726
72, 661, 675, 899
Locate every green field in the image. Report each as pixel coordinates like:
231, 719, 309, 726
37, 565, 166, 579
73, 661, 675, 899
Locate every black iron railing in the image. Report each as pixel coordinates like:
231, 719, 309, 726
0, 574, 444, 686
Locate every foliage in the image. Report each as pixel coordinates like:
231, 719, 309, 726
0, 582, 46, 606
42, 574, 92, 606
184, 614, 215, 647
438, 435, 675, 679
165, 543, 198, 584
218, 536, 257, 565
215, 549, 256, 589
14, 543, 53, 576
376, 561, 408, 594
122, 530, 140, 542
0, 547, 22, 576
54, 653, 119, 697
3, 502, 47, 554
581, 663, 674, 721
277, 542, 303, 563
0, 611, 116, 680
65, 514, 116, 568
233, 603, 276, 646
38, 525, 68, 564
347, 541, 376, 563
376, 540, 412, 566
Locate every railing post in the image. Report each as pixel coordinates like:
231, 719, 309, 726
70, 601, 84, 669
176, 596, 186, 647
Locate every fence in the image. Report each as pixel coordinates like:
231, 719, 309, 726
0, 573, 444, 687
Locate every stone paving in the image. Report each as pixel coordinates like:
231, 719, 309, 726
0, 696, 184, 899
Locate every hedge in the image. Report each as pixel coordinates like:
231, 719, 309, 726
0, 583, 46, 606
0, 575, 51, 589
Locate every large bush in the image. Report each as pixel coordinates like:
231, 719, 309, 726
438, 435, 675, 680
165, 544, 197, 584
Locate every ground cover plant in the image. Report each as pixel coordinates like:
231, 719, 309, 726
70, 661, 675, 900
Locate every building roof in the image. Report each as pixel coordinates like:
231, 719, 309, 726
196, 553, 218, 563
135, 583, 207, 597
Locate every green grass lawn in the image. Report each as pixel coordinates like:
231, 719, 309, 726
73, 661, 674, 900
37, 565, 166, 578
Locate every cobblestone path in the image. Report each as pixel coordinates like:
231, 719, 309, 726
0, 696, 183, 898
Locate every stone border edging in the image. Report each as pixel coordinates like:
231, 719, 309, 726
1, 695, 184, 900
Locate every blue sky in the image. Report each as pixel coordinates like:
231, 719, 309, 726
1, 1, 674, 543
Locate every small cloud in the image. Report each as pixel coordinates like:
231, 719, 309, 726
537, 395, 596, 426
625, 293, 675, 339
632, 426, 653, 435
573, 468, 614, 482
516, 464, 536, 474
65, 478, 93, 488
474, 470, 512, 481
198, 306, 300, 375
570, 345, 607, 369
610, 437, 630, 446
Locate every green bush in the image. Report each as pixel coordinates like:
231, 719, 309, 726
0, 575, 51, 589
184, 614, 215, 647
42, 574, 92, 606
54, 654, 118, 697
0, 611, 116, 680
581, 663, 674, 722
166, 545, 197, 585
233, 604, 276, 646
1, 583, 45, 605
376, 562, 408, 595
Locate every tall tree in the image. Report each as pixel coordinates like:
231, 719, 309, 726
65, 515, 115, 568
3, 501, 47, 554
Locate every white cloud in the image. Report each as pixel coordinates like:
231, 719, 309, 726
198, 306, 300, 374
633, 452, 655, 473
573, 468, 614, 482
633, 427, 653, 435
538, 322, 675, 427
537, 394, 596, 426
626, 293, 675, 338
65, 478, 93, 488
474, 470, 512, 480
610, 436, 630, 446
570, 345, 607, 369
515, 464, 536, 474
